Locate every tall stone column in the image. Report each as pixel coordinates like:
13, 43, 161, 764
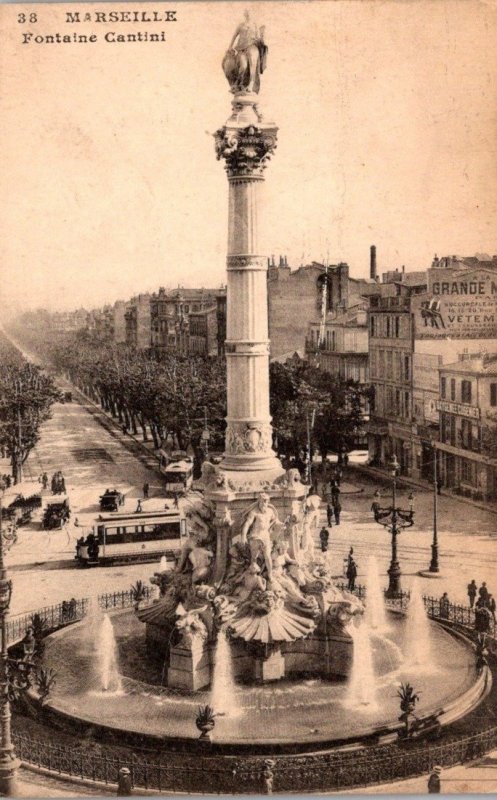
215, 95, 283, 481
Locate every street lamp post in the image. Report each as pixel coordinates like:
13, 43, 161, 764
429, 442, 439, 573
0, 485, 20, 796
372, 455, 415, 598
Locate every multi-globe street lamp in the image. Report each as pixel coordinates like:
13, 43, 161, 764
428, 440, 440, 574
372, 455, 415, 597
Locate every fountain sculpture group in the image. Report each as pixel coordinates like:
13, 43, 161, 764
137, 490, 364, 689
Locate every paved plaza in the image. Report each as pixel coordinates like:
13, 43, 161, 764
3, 389, 497, 616
2, 388, 497, 795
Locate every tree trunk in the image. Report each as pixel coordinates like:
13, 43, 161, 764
150, 425, 160, 450
140, 416, 149, 442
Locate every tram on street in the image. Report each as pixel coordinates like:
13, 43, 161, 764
159, 450, 194, 495
76, 509, 188, 566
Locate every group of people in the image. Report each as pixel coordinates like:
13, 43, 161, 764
50, 471, 65, 495
1, 473, 12, 489
467, 579, 496, 620
75, 532, 100, 565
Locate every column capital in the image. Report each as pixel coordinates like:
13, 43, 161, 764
215, 122, 278, 179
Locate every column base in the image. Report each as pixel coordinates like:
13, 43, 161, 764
0, 753, 21, 797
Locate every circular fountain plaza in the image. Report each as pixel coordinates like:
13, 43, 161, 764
37, 531, 486, 754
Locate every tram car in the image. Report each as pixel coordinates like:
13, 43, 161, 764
76, 508, 188, 566
159, 450, 194, 495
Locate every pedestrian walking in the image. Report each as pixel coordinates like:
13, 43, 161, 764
346, 558, 358, 592
467, 579, 477, 609
331, 484, 340, 506
135, 499, 143, 513
439, 592, 450, 619
319, 526, 329, 553
143, 482, 149, 499
478, 582, 489, 606
173, 492, 179, 509
347, 546, 354, 566
436, 477, 442, 496
488, 594, 496, 623
117, 766, 132, 796
326, 503, 334, 528
427, 766, 441, 794
333, 500, 341, 526
42, 472, 48, 490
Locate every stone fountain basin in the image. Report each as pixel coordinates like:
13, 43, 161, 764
39, 609, 483, 751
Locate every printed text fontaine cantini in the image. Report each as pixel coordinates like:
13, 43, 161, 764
22, 10, 177, 44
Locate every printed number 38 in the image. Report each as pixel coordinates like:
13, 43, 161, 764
18, 13, 38, 23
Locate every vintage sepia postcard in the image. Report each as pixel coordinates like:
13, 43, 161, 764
0, 0, 497, 796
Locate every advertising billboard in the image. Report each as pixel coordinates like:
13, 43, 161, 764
413, 268, 497, 339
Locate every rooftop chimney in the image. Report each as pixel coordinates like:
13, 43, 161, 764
370, 245, 377, 280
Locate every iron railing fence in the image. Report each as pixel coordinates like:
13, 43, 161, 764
12, 722, 497, 793
6, 587, 151, 644
7, 584, 493, 645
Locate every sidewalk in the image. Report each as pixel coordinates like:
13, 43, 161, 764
340, 750, 497, 794
351, 462, 497, 517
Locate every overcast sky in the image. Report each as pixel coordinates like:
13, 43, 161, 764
1, 0, 496, 313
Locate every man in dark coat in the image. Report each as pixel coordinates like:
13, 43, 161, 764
319, 526, 329, 553
333, 500, 341, 526
467, 579, 477, 608
478, 582, 489, 607
428, 766, 441, 793
347, 558, 357, 592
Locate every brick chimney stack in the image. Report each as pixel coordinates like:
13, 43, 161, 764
370, 245, 377, 280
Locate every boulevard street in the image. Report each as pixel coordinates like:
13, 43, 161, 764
2, 388, 497, 615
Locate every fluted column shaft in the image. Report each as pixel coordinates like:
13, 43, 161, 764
215, 96, 281, 472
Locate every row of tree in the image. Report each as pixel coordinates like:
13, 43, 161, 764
0, 333, 61, 483
9, 323, 371, 467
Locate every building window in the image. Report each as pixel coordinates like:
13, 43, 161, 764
461, 380, 472, 404
441, 377, 446, 399
491, 383, 497, 407
404, 391, 410, 419
461, 458, 475, 486
395, 389, 401, 417
370, 316, 376, 337
450, 416, 456, 446
441, 413, 447, 443
386, 317, 391, 337
450, 378, 456, 401
395, 316, 400, 337
461, 419, 472, 450
387, 351, 393, 374
404, 356, 410, 381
